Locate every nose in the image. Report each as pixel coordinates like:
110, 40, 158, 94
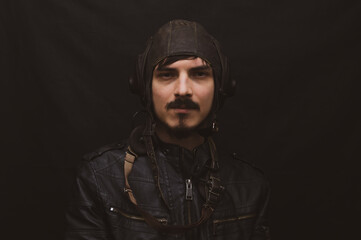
174, 72, 192, 97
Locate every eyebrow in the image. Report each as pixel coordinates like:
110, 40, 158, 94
189, 66, 212, 72
155, 65, 212, 72
154, 66, 176, 72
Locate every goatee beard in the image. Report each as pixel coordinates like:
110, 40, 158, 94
156, 114, 197, 139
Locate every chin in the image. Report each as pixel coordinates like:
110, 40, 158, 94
170, 121, 199, 131
159, 119, 198, 139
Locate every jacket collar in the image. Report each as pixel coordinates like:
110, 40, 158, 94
153, 135, 212, 178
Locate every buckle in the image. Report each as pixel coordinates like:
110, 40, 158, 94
206, 176, 224, 206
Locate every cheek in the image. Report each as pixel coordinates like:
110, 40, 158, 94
152, 83, 170, 111
152, 90, 162, 111
197, 84, 214, 110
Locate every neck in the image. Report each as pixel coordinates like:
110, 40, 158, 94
155, 124, 205, 151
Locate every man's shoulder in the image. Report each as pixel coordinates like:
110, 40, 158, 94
219, 153, 268, 184
81, 141, 128, 171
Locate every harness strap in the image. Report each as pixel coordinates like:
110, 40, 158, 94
123, 147, 138, 205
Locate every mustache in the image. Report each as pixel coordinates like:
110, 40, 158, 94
166, 98, 200, 110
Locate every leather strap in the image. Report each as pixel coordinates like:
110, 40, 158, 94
123, 147, 138, 205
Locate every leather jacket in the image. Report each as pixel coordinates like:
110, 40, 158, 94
65, 138, 270, 240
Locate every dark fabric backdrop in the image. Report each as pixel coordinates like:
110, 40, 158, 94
1, 0, 360, 239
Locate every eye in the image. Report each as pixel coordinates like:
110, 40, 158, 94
191, 71, 210, 78
156, 71, 176, 80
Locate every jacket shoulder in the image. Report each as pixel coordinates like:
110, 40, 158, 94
83, 141, 127, 161
233, 153, 266, 175
220, 152, 268, 183
80, 141, 128, 172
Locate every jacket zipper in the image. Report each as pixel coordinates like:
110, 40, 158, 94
109, 206, 168, 224
185, 148, 194, 225
186, 148, 199, 239
213, 213, 257, 235
185, 178, 193, 224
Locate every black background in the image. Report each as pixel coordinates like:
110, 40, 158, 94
1, 0, 360, 239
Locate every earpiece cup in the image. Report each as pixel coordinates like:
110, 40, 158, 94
220, 55, 236, 98
129, 53, 145, 97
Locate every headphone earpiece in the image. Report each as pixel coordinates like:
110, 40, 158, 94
213, 40, 236, 108
220, 55, 236, 98
129, 53, 144, 97
129, 38, 153, 104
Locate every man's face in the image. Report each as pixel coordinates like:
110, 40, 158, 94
152, 57, 214, 134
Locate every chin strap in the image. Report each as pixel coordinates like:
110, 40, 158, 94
123, 137, 224, 234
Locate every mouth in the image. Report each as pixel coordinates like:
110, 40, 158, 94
168, 104, 199, 114
171, 106, 197, 114
171, 103, 199, 113
172, 108, 195, 114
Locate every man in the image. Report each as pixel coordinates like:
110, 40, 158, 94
65, 19, 270, 240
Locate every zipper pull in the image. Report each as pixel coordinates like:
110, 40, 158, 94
185, 179, 193, 200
